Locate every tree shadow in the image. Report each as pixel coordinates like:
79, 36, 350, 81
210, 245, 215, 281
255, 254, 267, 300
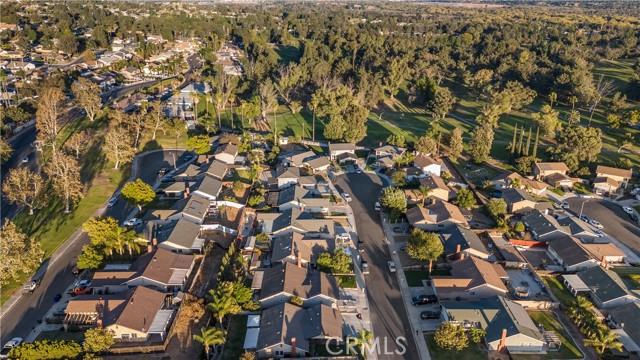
141, 140, 162, 153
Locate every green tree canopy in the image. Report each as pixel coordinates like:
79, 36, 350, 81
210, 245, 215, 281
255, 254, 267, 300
406, 228, 443, 272
83, 328, 115, 354
434, 322, 469, 351
121, 179, 155, 210
455, 188, 476, 209
186, 135, 211, 155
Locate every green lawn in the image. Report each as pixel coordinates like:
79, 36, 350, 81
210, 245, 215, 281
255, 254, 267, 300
337, 275, 357, 289
514, 311, 583, 360
222, 315, 248, 360
541, 276, 575, 308
612, 267, 640, 290
425, 334, 487, 360
405, 270, 429, 287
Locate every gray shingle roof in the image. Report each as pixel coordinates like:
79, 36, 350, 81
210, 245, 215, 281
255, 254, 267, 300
439, 225, 488, 257
195, 175, 223, 198
441, 296, 543, 343
577, 266, 630, 304
155, 219, 202, 249
259, 262, 339, 302
502, 188, 534, 205
548, 236, 593, 267
205, 160, 228, 180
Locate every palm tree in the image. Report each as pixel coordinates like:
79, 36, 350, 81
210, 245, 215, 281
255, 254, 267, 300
111, 226, 136, 257
239, 351, 256, 360
354, 329, 372, 358
193, 327, 226, 360
124, 236, 141, 260
192, 92, 199, 124
207, 283, 241, 328
585, 325, 622, 355
416, 186, 432, 206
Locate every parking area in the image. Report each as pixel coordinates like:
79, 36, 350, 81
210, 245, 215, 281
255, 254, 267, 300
406, 286, 443, 331
520, 248, 556, 269
506, 269, 546, 299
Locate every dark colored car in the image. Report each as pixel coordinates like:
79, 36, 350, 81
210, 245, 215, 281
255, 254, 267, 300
420, 311, 441, 320
183, 154, 194, 162
411, 294, 438, 306
53, 294, 62, 303
161, 176, 175, 183
158, 167, 170, 176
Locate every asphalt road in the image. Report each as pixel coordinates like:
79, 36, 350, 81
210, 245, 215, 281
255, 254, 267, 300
566, 197, 640, 255
0, 150, 188, 344
333, 173, 419, 360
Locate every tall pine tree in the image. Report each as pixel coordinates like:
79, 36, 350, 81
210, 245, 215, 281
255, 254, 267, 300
517, 128, 524, 155
525, 127, 532, 156
532, 127, 540, 159
511, 124, 518, 154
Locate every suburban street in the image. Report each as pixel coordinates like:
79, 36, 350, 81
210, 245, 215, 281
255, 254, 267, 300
1, 126, 38, 221
333, 173, 419, 360
0, 150, 188, 343
566, 197, 640, 255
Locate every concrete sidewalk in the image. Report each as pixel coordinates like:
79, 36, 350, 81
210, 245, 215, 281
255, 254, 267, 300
380, 213, 431, 360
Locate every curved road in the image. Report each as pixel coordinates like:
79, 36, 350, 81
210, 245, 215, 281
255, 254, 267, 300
333, 172, 419, 360
0, 150, 188, 344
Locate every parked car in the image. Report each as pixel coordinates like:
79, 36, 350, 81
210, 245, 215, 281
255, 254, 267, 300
579, 193, 594, 198
21, 156, 29, 163
0, 338, 23, 359
623, 206, 635, 215
356, 167, 362, 174
161, 176, 175, 183
157, 167, 170, 176
183, 154, 193, 162
631, 188, 639, 196
124, 218, 142, 227
579, 214, 590, 222
361, 261, 370, 275
420, 311, 441, 320
374, 202, 381, 211
594, 230, 605, 238
387, 261, 397, 273
412, 294, 438, 306
589, 219, 603, 229
22, 271, 45, 295
342, 193, 353, 202
53, 304, 68, 316
561, 201, 570, 209
630, 213, 639, 221
107, 197, 118, 208
53, 294, 62, 303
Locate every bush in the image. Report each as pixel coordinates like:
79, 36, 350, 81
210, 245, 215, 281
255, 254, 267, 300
434, 322, 469, 351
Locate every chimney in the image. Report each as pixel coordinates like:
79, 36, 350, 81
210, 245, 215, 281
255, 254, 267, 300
147, 245, 153, 253
459, 253, 465, 260
605, 262, 610, 270
456, 244, 461, 253
498, 328, 507, 352
186, 186, 190, 196
297, 255, 302, 268
152, 238, 158, 247
96, 319, 103, 328
291, 338, 297, 357
601, 258, 606, 268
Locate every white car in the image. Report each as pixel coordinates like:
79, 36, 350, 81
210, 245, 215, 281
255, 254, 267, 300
342, 193, 352, 202
124, 218, 143, 227
589, 219, 603, 229
21, 156, 29, 163
374, 202, 381, 211
107, 197, 118, 208
561, 201, 570, 209
631, 188, 639, 196
356, 167, 362, 174
388, 261, 397, 273
1, 338, 23, 359
623, 206, 635, 215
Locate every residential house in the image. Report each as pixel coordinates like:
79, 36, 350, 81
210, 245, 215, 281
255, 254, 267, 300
169, 194, 210, 224
532, 162, 569, 181
213, 143, 238, 165
501, 188, 536, 214
593, 177, 621, 195
162, 180, 197, 199
120, 66, 143, 82
328, 143, 357, 160
573, 266, 637, 309
544, 172, 574, 189
175, 163, 205, 181
522, 209, 570, 241
406, 200, 468, 231
581, 243, 626, 264
440, 226, 491, 261
556, 216, 598, 239
65, 286, 173, 342
303, 156, 331, 173
284, 151, 315, 167
275, 166, 301, 189
607, 303, 640, 355
204, 160, 228, 180
419, 175, 451, 202
193, 175, 223, 202
268, 186, 330, 213
494, 172, 548, 196
256, 302, 343, 358
255, 262, 340, 309
404, 167, 424, 182
432, 256, 509, 300
374, 145, 406, 159
547, 236, 599, 272
91, 249, 195, 294
257, 209, 334, 238
151, 219, 205, 254
595, 165, 632, 189
374, 156, 395, 169
441, 296, 546, 353
413, 156, 442, 177
269, 233, 335, 267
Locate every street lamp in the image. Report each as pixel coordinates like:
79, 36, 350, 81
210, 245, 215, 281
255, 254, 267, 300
579, 199, 589, 220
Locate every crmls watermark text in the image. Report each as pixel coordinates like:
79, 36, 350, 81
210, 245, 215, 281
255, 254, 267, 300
325, 336, 408, 356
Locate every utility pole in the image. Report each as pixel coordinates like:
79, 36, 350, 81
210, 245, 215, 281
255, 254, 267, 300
579, 200, 589, 221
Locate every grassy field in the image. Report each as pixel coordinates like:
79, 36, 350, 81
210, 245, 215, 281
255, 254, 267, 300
514, 311, 583, 360
337, 275, 357, 289
36, 329, 86, 343
425, 334, 487, 360
405, 270, 430, 287
250, 58, 639, 167
541, 276, 575, 308
222, 315, 248, 360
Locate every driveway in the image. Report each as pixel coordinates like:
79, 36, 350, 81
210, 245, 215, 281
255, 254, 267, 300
333, 173, 419, 360
0, 150, 188, 343
565, 198, 640, 256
